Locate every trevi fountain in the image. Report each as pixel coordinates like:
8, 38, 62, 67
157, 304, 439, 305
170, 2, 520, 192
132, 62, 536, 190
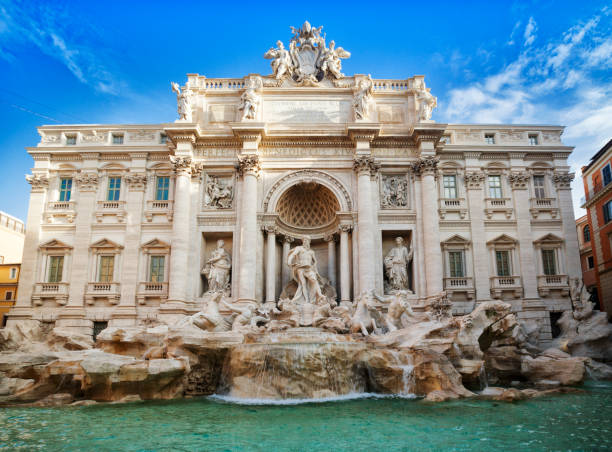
1, 21, 611, 450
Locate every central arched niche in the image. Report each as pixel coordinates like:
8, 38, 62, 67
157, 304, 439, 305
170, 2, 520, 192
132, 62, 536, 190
276, 182, 340, 230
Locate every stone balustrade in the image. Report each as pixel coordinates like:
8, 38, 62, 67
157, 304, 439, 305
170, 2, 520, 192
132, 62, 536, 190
136, 281, 169, 305
85, 282, 121, 305
489, 275, 523, 299
537, 274, 569, 297
32, 282, 69, 305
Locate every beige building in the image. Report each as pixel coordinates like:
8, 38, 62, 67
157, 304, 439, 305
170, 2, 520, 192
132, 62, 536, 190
10, 23, 580, 346
0, 211, 25, 264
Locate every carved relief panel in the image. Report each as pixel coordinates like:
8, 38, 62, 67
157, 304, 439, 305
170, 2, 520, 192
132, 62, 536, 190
203, 174, 235, 209
380, 174, 409, 209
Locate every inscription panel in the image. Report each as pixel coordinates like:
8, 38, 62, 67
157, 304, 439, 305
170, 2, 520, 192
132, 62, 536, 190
208, 105, 236, 123
263, 100, 351, 123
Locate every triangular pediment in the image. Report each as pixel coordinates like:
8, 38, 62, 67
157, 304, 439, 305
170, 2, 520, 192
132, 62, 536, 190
442, 234, 470, 245
90, 238, 123, 250
487, 234, 517, 246
534, 233, 563, 245
141, 238, 170, 249
39, 239, 72, 250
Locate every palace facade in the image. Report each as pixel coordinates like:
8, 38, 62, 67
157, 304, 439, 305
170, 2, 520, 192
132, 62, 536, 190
11, 23, 580, 346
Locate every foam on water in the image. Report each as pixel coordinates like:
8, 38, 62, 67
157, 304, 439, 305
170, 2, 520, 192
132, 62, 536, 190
208, 392, 418, 405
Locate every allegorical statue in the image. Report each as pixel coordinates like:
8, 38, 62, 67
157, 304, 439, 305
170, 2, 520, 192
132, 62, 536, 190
384, 237, 413, 292
353, 78, 373, 120
201, 239, 231, 293
239, 78, 262, 120
263, 40, 293, 79
171, 82, 192, 122
416, 84, 437, 121
287, 237, 325, 305
318, 40, 351, 79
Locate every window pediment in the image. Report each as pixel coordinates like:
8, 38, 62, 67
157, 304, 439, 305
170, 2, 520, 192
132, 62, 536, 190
39, 239, 72, 251
487, 234, 517, 247
141, 238, 171, 253
90, 238, 123, 252
441, 234, 471, 249
534, 233, 563, 246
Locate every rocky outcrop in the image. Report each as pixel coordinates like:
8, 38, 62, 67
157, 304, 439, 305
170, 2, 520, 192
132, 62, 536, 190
554, 310, 612, 362
521, 348, 586, 386
484, 346, 525, 385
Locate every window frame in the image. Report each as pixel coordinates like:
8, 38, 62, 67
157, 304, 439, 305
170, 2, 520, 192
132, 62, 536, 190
484, 133, 495, 144
65, 134, 77, 145
587, 255, 594, 269
149, 255, 166, 282
160, 133, 168, 144
583, 225, 591, 243
495, 250, 512, 277
533, 175, 546, 199
106, 176, 122, 201
9, 268, 17, 279
155, 176, 170, 201
97, 255, 115, 283
112, 134, 124, 145
541, 248, 557, 276
528, 134, 538, 145
488, 175, 503, 199
442, 175, 458, 199
47, 255, 64, 283
603, 200, 612, 224
5, 291, 13, 301
448, 250, 465, 278
602, 163, 612, 187
59, 178, 73, 202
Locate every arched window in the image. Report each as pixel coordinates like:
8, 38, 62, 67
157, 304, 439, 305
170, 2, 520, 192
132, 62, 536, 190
583, 225, 591, 243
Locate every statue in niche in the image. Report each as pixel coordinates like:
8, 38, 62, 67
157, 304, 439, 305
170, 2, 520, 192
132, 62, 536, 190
264, 41, 293, 79
239, 78, 262, 120
171, 82, 192, 122
287, 237, 325, 305
353, 78, 373, 120
204, 176, 233, 209
384, 237, 413, 292
201, 240, 231, 293
318, 40, 351, 79
416, 83, 437, 121
381, 176, 408, 208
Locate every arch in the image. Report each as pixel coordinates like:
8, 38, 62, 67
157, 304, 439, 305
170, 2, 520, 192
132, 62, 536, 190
100, 162, 128, 172
148, 162, 172, 171
529, 161, 553, 169
264, 170, 352, 213
485, 161, 508, 169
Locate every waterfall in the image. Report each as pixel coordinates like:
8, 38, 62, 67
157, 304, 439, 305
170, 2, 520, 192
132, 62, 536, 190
478, 364, 489, 390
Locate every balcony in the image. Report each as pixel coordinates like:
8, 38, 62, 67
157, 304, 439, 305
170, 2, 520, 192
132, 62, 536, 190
144, 200, 174, 222
137, 281, 169, 305
537, 274, 570, 297
443, 277, 475, 299
438, 198, 467, 220
490, 276, 522, 299
95, 200, 126, 223
484, 198, 513, 219
44, 201, 76, 223
32, 282, 69, 305
85, 281, 120, 305
529, 198, 559, 219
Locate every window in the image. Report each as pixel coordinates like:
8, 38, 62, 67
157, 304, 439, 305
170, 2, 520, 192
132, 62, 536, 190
98, 256, 115, 282
59, 178, 72, 202
112, 134, 124, 145
48, 256, 64, 283
9, 268, 16, 279
604, 200, 612, 224
107, 177, 121, 201
533, 175, 546, 199
160, 133, 167, 144
5, 291, 13, 301
587, 255, 594, 269
156, 176, 170, 201
529, 134, 538, 145
495, 250, 511, 276
489, 175, 503, 198
443, 175, 457, 199
485, 134, 495, 144
66, 135, 76, 145
583, 225, 591, 243
541, 249, 557, 275
448, 251, 465, 277
603, 164, 612, 187
149, 256, 165, 282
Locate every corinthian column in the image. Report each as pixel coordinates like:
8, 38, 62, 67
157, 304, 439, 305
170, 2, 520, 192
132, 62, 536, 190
413, 156, 443, 295
354, 156, 380, 295
167, 156, 192, 304
264, 225, 277, 303
325, 234, 337, 290
339, 225, 352, 303
281, 236, 294, 289
237, 154, 261, 303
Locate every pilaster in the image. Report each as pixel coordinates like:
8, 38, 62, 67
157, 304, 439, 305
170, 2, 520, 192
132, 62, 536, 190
553, 172, 581, 279
464, 171, 489, 301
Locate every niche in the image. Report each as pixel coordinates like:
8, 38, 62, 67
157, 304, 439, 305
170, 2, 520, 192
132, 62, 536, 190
381, 230, 413, 293
201, 232, 233, 295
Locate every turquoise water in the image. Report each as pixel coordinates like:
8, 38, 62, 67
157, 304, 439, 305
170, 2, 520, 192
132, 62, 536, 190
1, 383, 611, 451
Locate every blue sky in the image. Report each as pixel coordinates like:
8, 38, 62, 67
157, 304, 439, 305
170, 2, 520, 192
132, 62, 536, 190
0, 0, 610, 221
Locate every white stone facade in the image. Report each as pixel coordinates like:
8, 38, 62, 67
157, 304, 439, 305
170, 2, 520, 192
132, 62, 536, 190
11, 23, 580, 346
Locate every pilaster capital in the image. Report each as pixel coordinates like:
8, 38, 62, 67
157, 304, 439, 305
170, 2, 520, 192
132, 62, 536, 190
508, 171, 530, 190
237, 154, 261, 178
191, 162, 204, 180
25, 173, 49, 192
170, 156, 193, 176
339, 224, 353, 233
324, 234, 338, 242
125, 173, 148, 191
75, 172, 99, 191
353, 156, 380, 176
410, 156, 439, 177
552, 171, 575, 190
262, 224, 278, 235
282, 235, 295, 244
464, 171, 486, 189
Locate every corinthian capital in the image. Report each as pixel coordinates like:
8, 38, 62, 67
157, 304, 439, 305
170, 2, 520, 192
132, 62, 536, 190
75, 173, 99, 191
410, 156, 439, 176
25, 174, 49, 191
236, 154, 261, 178
464, 171, 486, 189
125, 173, 148, 191
508, 171, 530, 190
552, 171, 575, 190
353, 156, 380, 175
170, 156, 193, 175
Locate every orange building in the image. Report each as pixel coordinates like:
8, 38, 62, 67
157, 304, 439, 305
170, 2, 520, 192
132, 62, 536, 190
0, 263, 20, 326
581, 138, 612, 317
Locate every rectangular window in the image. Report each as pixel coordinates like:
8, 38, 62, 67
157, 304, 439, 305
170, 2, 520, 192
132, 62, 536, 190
489, 175, 503, 198
59, 178, 72, 201
529, 134, 538, 145
112, 134, 124, 145
448, 251, 465, 278
98, 256, 115, 282
149, 256, 165, 282
66, 135, 76, 145
485, 134, 495, 144
107, 177, 121, 201
9, 268, 16, 279
5, 291, 13, 301
443, 175, 458, 199
603, 164, 612, 186
160, 133, 167, 144
156, 176, 170, 201
533, 175, 546, 199
541, 249, 557, 275
48, 256, 64, 283
604, 200, 612, 224
495, 251, 511, 277
587, 255, 594, 269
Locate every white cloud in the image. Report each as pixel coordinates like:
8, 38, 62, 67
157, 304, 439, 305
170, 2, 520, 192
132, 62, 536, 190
524, 17, 537, 46
507, 20, 521, 45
